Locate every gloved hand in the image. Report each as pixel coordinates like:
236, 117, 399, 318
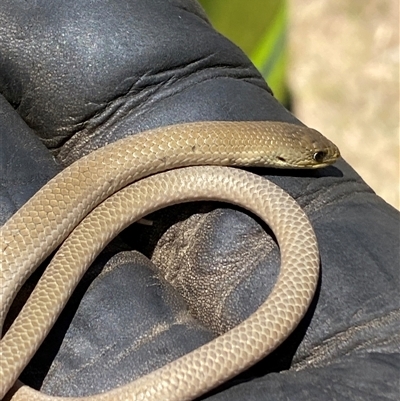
0, 1, 398, 400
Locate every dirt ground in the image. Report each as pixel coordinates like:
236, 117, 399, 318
288, 0, 399, 210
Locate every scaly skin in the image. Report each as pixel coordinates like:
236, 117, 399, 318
0, 121, 340, 400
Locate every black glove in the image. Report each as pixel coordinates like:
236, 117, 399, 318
1, 1, 398, 400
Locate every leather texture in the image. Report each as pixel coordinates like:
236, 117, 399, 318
0, 1, 398, 399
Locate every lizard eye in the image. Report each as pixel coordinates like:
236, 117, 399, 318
313, 151, 327, 163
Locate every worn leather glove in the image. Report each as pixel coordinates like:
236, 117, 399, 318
0, 1, 398, 400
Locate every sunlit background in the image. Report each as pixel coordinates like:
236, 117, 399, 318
200, 0, 399, 210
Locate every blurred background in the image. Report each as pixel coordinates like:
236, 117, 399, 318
200, 0, 399, 210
